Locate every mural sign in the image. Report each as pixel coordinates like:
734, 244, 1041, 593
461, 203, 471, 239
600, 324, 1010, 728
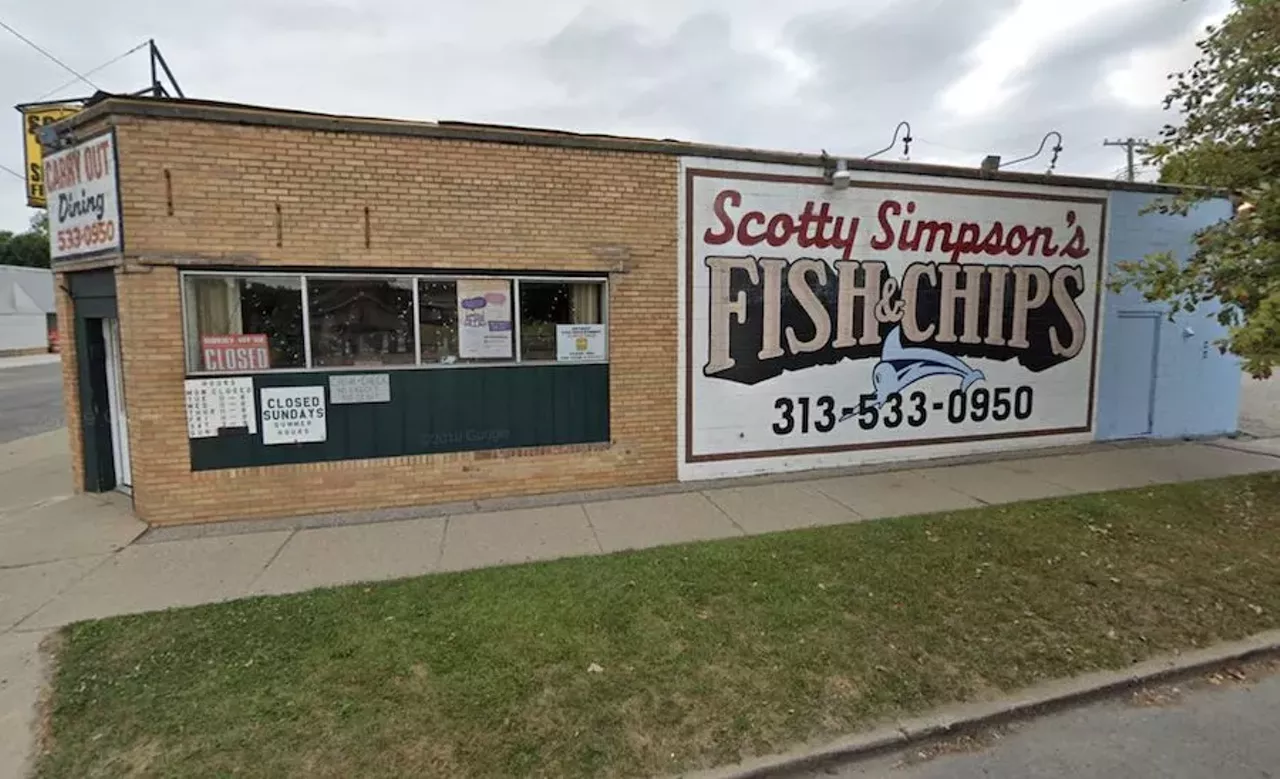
681, 162, 1106, 476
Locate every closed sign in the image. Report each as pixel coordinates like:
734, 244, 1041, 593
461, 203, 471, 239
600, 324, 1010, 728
261, 386, 327, 445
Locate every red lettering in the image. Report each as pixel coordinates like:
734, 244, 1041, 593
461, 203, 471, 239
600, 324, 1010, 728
796, 201, 820, 248
765, 213, 795, 247
870, 199, 900, 250
950, 222, 981, 262
83, 141, 111, 181
1029, 227, 1058, 257
704, 189, 740, 245
980, 222, 1006, 255
813, 203, 835, 249
829, 216, 860, 261
738, 211, 767, 246
1061, 210, 1090, 258
1006, 225, 1030, 254
43, 150, 82, 193
914, 221, 952, 253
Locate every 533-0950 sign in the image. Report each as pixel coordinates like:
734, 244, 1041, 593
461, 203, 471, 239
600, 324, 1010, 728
55, 220, 115, 254
772, 385, 1034, 435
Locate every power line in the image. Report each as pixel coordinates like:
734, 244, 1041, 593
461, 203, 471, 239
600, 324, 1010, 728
0, 18, 100, 92
0, 162, 27, 182
915, 138, 987, 156
34, 40, 148, 101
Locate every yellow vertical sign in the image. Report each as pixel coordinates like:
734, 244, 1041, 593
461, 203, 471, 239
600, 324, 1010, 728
21, 105, 80, 208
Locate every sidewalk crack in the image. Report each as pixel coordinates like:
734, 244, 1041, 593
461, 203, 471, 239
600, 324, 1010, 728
9, 551, 117, 632
434, 517, 451, 570
580, 505, 605, 554
699, 492, 747, 535
246, 529, 297, 590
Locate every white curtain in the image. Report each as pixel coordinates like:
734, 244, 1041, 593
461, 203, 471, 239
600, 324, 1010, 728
184, 277, 243, 368
571, 283, 601, 324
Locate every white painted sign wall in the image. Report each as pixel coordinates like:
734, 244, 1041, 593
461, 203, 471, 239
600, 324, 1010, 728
44, 130, 122, 261
679, 158, 1107, 481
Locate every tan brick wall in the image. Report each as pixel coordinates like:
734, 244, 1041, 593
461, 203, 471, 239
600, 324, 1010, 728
54, 277, 85, 492
105, 116, 678, 524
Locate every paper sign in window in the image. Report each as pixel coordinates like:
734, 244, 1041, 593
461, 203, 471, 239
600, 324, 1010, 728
200, 334, 270, 372
456, 279, 513, 359
556, 324, 606, 362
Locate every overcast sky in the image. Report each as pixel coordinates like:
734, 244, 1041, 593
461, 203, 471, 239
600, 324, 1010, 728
1, 0, 1230, 234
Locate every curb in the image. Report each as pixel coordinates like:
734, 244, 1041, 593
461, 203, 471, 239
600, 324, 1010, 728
677, 629, 1280, 779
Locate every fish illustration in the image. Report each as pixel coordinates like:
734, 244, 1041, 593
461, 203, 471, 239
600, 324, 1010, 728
864, 326, 985, 409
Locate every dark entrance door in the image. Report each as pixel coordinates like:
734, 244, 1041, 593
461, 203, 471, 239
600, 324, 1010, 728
67, 270, 120, 492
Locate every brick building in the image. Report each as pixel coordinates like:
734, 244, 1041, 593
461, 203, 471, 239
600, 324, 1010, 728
45, 96, 1240, 526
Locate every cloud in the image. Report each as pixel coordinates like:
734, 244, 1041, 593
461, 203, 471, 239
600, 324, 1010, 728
930, 0, 1229, 177
0, 0, 1233, 232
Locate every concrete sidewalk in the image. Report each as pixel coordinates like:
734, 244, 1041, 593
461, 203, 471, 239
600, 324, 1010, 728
2, 431, 1280, 777
0, 355, 59, 372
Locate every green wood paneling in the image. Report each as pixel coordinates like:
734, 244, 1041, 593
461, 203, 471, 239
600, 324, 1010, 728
189, 363, 609, 471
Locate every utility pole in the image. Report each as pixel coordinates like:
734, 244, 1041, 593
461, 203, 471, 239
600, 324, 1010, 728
1103, 137, 1147, 182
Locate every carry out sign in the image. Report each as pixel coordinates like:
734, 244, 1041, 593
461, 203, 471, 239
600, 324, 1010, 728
679, 159, 1106, 480
44, 130, 122, 261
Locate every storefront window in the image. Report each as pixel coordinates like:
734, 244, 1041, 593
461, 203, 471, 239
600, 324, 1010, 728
419, 279, 518, 363
308, 277, 416, 367
182, 272, 607, 373
183, 275, 305, 372
519, 281, 604, 361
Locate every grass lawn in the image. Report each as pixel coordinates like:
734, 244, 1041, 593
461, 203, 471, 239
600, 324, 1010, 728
37, 473, 1280, 778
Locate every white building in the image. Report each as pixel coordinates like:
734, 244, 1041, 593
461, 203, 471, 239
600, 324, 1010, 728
0, 265, 55, 355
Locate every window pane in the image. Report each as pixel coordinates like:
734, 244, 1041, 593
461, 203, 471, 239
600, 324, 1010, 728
418, 280, 460, 363
518, 281, 604, 361
308, 277, 415, 367
183, 275, 304, 372
419, 279, 514, 363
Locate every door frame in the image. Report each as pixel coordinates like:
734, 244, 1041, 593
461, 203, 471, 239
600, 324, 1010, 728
1115, 310, 1161, 437
102, 317, 132, 490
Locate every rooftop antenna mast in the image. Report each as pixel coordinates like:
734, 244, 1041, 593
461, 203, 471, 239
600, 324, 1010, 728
145, 39, 184, 98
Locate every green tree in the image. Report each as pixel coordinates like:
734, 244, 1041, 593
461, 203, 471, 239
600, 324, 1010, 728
1112, 0, 1280, 376
0, 212, 51, 268
30, 211, 48, 238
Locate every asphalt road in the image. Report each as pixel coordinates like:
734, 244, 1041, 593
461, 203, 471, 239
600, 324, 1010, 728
0, 362, 64, 444
796, 668, 1280, 779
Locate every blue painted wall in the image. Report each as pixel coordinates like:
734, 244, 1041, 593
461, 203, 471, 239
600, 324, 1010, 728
1095, 191, 1239, 440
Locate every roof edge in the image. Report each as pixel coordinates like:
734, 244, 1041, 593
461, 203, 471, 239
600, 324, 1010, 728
60, 95, 1199, 196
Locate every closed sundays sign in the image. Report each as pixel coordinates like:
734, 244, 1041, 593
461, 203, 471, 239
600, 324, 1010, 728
260, 386, 327, 445
681, 162, 1106, 473
44, 130, 122, 261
